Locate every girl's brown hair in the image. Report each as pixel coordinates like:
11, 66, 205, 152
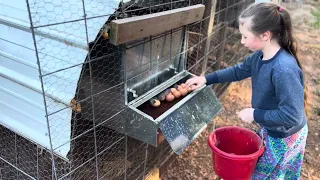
239, 3, 310, 116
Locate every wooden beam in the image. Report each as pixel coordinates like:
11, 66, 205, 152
201, 0, 217, 75
157, 130, 165, 145
109, 4, 205, 45
145, 168, 160, 180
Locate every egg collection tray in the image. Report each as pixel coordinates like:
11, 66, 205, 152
125, 70, 222, 154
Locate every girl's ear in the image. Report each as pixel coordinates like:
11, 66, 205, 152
259, 31, 271, 41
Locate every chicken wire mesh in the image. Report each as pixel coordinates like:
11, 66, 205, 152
1, 0, 256, 179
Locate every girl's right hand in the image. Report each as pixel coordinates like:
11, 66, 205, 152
185, 76, 206, 90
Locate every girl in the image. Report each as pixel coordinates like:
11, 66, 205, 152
186, 2, 308, 179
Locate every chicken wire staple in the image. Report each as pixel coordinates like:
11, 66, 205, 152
1, 0, 256, 179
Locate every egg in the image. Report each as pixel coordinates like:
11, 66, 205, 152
180, 83, 186, 88
150, 98, 161, 107
170, 88, 178, 93
70, 99, 76, 110
172, 90, 181, 98
102, 31, 109, 39
70, 98, 81, 113
157, 92, 166, 101
76, 103, 81, 113
164, 89, 171, 95
170, 87, 182, 98
187, 86, 192, 92
175, 85, 188, 96
176, 85, 183, 90
179, 88, 188, 96
166, 93, 175, 101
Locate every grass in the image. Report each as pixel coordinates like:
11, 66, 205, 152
311, 6, 320, 29
314, 88, 320, 115
314, 106, 320, 116
315, 89, 320, 97
312, 76, 320, 85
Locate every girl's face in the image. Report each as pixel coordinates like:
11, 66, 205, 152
239, 20, 265, 51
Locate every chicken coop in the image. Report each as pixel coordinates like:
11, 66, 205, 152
0, 0, 256, 179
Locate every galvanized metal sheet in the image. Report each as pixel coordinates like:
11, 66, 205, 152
160, 86, 222, 155
125, 29, 185, 95
0, 0, 123, 159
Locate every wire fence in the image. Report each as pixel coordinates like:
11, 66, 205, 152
1, 0, 256, 179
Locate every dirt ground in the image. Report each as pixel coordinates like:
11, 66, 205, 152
161, 2, 320, 180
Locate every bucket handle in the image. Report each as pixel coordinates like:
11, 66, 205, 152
252, 121, 265, 149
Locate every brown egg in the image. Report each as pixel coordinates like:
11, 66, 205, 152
157, 92, 166, 101
170, 88, 177, 93
164, 89, 171, 95
166, 93, 175, 101
150, 98, 161, 107
176, 85, 183, 90
76, 103, 81, 113
187, 86, 192, 92
180, 83, 186, 88
70, 99, 81, 113
102, 31, 109, 39
179, 88, 188, 96
172, 90, 181, 98
176, 85, 188, 96
70, 99, 76, 110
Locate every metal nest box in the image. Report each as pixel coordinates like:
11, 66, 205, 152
74, 4, 222, 154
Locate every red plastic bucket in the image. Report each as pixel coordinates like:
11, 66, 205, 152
208, 126, 264, 180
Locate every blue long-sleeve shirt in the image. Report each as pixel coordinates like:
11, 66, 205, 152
205, 48, 307, 138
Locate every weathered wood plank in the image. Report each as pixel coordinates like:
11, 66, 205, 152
145, 167, 160, 180
109, 4, 205, 45
202, 0, 217, 75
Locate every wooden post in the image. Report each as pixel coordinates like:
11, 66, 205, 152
215, 24, 227, 71
201, 0, 218, 75
145, 168, 160, 180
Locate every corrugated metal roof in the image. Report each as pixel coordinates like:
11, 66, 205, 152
0, 0, 122, 159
